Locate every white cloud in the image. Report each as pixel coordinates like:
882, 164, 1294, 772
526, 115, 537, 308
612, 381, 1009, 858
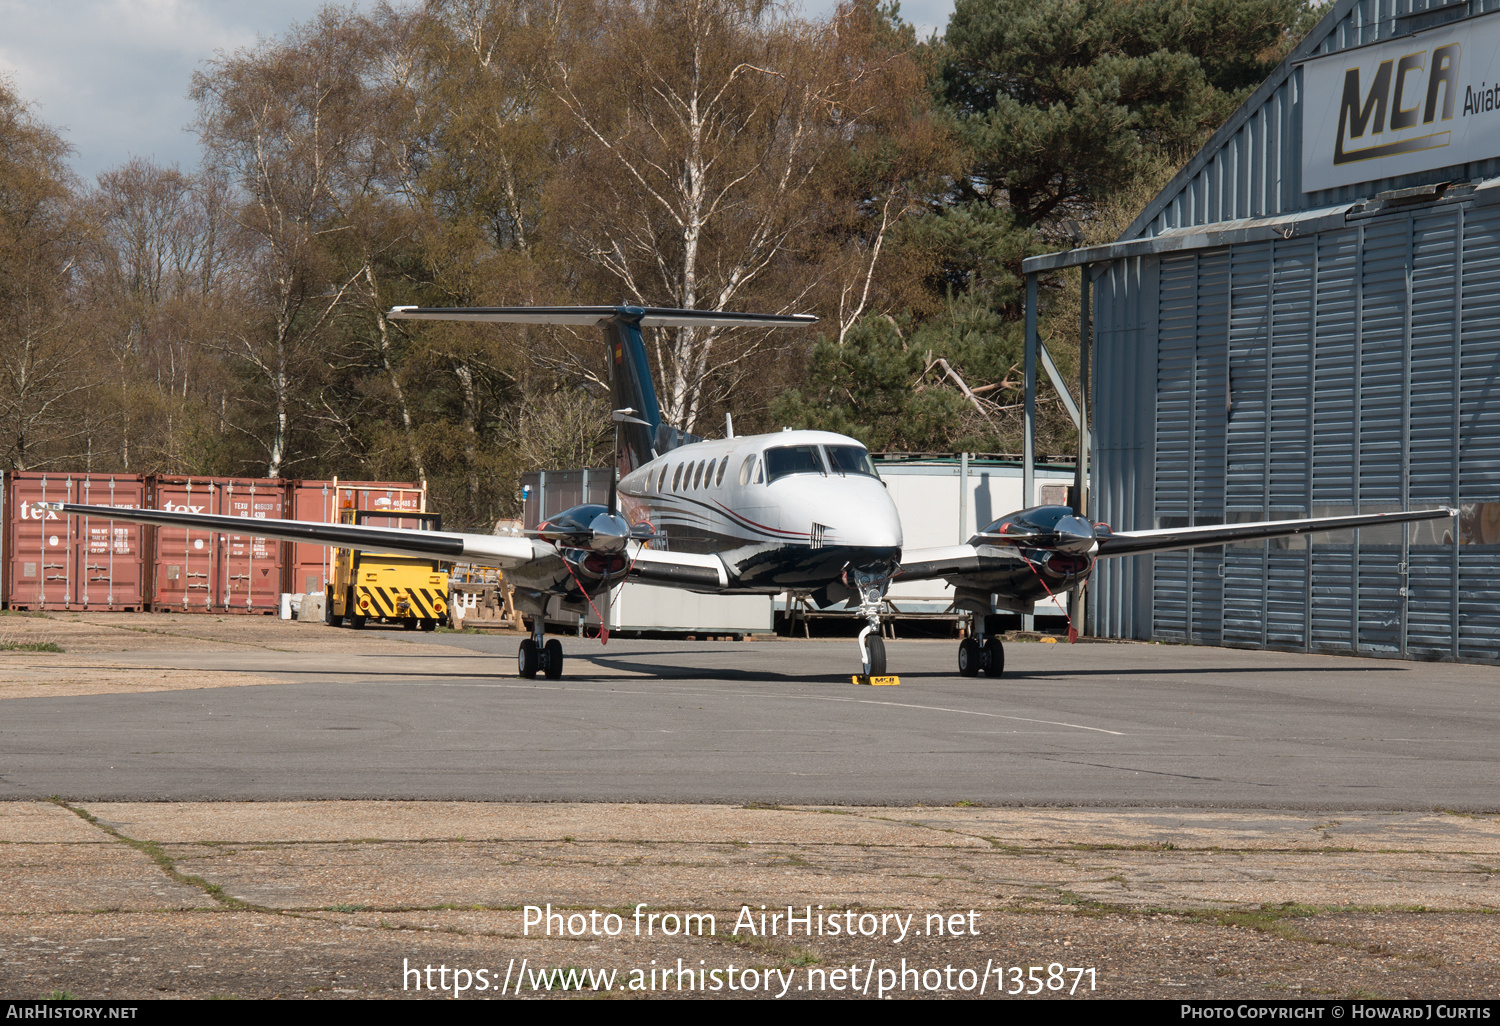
0, 1, 367, 180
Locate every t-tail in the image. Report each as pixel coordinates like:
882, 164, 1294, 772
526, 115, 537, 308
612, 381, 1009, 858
388, 304, 817, 479
603, 315, 669, 475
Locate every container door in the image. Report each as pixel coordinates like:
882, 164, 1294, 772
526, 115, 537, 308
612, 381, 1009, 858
5, 474, 74, 609
219, 480, 286, 612
150, 480, 217, 610
74, 476, 148, 610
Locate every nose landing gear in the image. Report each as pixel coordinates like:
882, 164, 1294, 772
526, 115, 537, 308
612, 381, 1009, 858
848, 565, 895, 678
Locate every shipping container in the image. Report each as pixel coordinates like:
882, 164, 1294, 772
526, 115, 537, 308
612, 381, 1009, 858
146, 476, 288, 613
216, 478, 288, 613
332, 478, 425, 528
2, 472, 148, 611
285, 480, 338, 597
146, 477, 223, 612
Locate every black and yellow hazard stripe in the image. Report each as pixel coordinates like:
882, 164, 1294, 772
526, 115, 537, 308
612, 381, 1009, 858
356, 586, 447, 619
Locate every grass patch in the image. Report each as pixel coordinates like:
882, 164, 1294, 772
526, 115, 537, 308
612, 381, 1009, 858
0, 609, 52, 619
42, 991, 78, 1000
326, 903, 371, 912
0, 640, 63, 652
48, 798, 257, 910
716, 931, 821, 966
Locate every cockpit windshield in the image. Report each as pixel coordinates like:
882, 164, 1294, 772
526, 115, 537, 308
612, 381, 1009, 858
764, 445, 824, 482
824, 445, 879, 479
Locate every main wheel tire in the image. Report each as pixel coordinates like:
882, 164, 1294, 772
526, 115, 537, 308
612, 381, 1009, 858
324, 587, 343, 627
420, 618, 436, 632
543, 639, 564, 679
983, 636, 1005, 677
350, 612, 366, 630
402, 617, 418, 631
865, 634, 887, 676
518, 639, 539, 678
958, 637, 981, 677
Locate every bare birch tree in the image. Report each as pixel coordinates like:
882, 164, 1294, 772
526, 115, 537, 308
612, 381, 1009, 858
0, 81, 95, 471
549, 0, 937, 432
191, 9, 391, 478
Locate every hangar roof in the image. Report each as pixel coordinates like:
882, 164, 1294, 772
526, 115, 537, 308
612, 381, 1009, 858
1118, 0, 1500, 245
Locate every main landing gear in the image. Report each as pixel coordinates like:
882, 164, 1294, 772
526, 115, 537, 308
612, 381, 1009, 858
518, 618, 564, 679
958, 615, 1004, 677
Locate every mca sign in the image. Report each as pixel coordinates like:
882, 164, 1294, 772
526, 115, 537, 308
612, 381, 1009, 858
1301, 12, 1500, 192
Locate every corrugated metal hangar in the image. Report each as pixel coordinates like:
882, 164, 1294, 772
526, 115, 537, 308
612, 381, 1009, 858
1023, 0, 1500, 663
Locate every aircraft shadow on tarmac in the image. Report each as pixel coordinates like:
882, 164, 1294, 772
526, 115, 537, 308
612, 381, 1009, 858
578, 653, 1409, 683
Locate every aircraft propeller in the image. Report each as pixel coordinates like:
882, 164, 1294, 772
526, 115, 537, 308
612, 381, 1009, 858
523, 408, 659, 562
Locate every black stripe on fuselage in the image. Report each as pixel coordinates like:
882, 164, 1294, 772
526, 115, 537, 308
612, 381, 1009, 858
630, 491, 896, 589
632, 491, 807, 546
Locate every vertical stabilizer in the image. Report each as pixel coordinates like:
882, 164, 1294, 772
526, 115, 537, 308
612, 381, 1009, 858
604, 316, 663, 475
605, 312, 702, 474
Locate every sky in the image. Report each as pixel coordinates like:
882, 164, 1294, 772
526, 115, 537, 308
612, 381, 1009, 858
0, 0, 957, 184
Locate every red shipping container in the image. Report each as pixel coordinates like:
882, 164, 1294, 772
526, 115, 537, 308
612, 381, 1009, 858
2, 472, 148, 611
146, 476, 221, 612
285, 480, 338, 597
72, 476, 149, 610
146, 476, 289, 614
334, 478, 426, 527
217, 478, 287, 613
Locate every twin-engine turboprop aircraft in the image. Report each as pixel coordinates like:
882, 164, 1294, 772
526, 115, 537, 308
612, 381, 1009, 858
47, 305, 1455, 680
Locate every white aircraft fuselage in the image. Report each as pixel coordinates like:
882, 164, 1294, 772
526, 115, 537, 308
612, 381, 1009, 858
617, 428, 903, 594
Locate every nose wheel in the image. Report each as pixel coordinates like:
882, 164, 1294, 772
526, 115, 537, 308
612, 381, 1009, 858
848, 566, 896, 678
858, 627, 887, 676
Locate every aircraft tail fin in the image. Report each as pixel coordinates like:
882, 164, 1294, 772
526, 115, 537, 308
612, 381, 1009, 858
604, 317, 678, 474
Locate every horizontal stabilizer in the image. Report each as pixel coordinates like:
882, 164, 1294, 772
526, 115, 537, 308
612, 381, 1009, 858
388, 305, 817, 329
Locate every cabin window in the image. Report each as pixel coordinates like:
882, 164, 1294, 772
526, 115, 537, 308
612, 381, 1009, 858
824, 445, 880, 479
715, 457, 728, 487
657, 465, 670, 492
739, 455, 756, 485
764, 445, 824, 483
672, 464, 683, 491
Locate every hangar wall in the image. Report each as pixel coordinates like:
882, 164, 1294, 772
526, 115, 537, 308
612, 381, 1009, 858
1086, 0, 1500, 663
1095, 193, 1500, 661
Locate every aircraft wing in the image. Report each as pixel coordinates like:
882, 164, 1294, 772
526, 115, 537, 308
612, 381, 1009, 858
43, 502, 545, 568
1091, 507, 1455, 557
896, 507, 1457, 582
625, 547, 730, 590
896, 544, 1022, 582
